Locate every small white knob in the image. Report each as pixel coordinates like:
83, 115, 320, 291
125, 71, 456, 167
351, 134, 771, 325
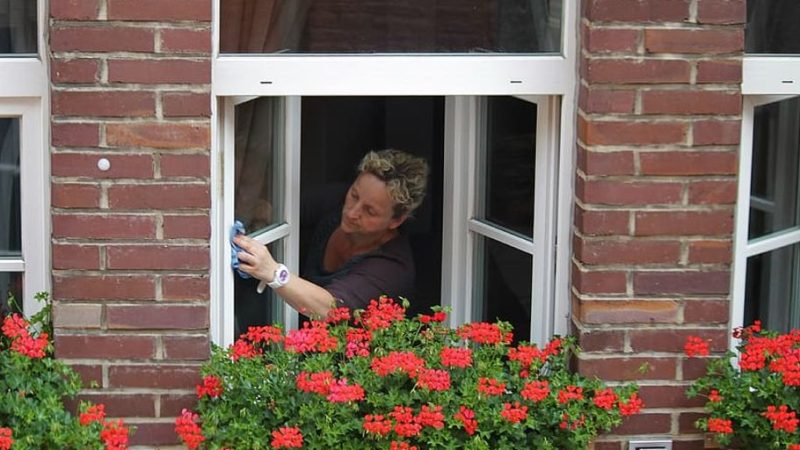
97, 158, 111, 171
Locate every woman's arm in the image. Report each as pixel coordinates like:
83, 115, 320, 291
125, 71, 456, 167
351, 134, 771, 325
233, 235, 336, 318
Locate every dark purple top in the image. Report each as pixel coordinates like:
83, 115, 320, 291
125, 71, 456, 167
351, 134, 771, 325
303, 212, 415, 311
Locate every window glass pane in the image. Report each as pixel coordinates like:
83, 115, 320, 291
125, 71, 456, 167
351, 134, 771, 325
473, 236, 532, 342
0, 0, 37, 55
479, 96, 536, 238
746, 1, 800, 54
749, 97, 800, 240
0, 272, 22, 316
0, 118, 21, 257
220, 0, 561, 54
235, 240, 284, 333
234, 97, 285, 235
744, 244, 800, 333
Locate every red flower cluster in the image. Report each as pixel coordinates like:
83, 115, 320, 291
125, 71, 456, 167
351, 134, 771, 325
100, 420, 129, 450
592, 388, 618, 410
559, 413, 586, 430
284, 321, 338, 353
707, 417, 733, 434
684, 336, 710, 357
763, 405, 799, 433
358, 296, 406, 331
229, 339, 260, 361
363, 414, 393, 435
417, 369, 451, 391
457, 322, 512, 345
325, 307, 351, 324
326, 379, 365, 403
79, 403, 106, 426
371, 351, 425, 378
454, 406, 478, 435
501, 402, 528, 423
619, 393, 644, 416
244, 325, 283, 345
390, 442, 418, 450
296, 371, 335, 395
477, 377, 506, 396
416, 405, 445, 429
271, 426, 303, 449
175, 409, 205, 450
708, 389, 723, 403
345, 328, 372, 358
521, 380, 550, 402
196, 375, 223, 398
391, 406, 423, 437
2, 313, 48, 359
0, 428, 12, 450
419, 311, 447, 324
440, 347, 472, 368
557, 385, 584, 404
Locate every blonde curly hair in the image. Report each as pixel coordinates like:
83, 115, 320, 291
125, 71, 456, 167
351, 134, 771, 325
358, 149, 429, 218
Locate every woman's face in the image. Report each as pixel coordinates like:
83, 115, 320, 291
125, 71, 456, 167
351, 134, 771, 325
341, 172, 406, 237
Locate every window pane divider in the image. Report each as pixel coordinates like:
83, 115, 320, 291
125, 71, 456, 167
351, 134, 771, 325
251, 223, 291, 245
467, 218, 534, 255
746, 227, 800, 258
0, 260, 24, 272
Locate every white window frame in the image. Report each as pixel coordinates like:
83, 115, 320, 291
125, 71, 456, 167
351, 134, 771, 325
0, 0, 49, 317
210, 1, 578, 346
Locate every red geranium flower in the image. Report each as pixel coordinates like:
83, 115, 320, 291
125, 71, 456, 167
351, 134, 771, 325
271, 426, 303, 449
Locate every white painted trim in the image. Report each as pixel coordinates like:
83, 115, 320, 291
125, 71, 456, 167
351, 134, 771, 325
468, 219, 534, 255
746, 227, 800, 258
0, 260, 24, 272
282, 96, 302, 331
209, 97, 223, 344
252, 223, 290, 245
214, 56, 571, 97
744, 57, 800, 95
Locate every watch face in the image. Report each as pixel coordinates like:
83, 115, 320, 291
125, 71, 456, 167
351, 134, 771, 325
277, 268, 290, 284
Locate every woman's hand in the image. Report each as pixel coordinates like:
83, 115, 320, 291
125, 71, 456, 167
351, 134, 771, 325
233, 235, 278, 282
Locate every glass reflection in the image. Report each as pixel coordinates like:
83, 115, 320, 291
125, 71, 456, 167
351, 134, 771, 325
0, 118, 21, 257
220, 0, 561, 54
749, 98, 800, 240
473, 237, 532, 343
746, 1, 800, 54
744, 244, 800, 333
0, 0, 37, 55
0, 272, 22, 317
234, 240, 284, 334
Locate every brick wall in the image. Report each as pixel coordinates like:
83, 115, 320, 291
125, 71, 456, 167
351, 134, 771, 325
574, 1, 744, 449
50, 0, 212, 445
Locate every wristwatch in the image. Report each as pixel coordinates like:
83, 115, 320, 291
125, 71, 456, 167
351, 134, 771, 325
267, 263, 291, 289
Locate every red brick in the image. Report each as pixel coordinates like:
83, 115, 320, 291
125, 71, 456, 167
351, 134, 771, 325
52, 183, 100, 208
683, 357, 711, 380
577, 329, 624, 352
573, 265, 627, 294
50, 0, 100, 19
641, 90, 741, 115
65, 364, 103, 386
162, 275, 210, 301
694, 120, 741, 145
54, 275, 155, 301
106, 305, 209, 330
688, 240, 732, 264
52, 214, 156, 239
575, 207, 629, 236
581, 118, 687, 145
578, 147, 634, 175
55, 334, 156, 359
635, 211, 733, 236
160, 153, 210, 177
52, 91, 155, 117
52, 123, 99, 147
698, 0, 746, 24
688, 180, 737, 205
679, 412, 706, 433
160, 393, 197, 417
645, 29, 743, 54
577, 356, 677, 381
53, 244, 100, 270
629, 328, 727, 353
161, 28, 212, 53
585, 59, 691, 84
69, 393, 155, 417
684, 299, 730, 324
633, 271, 730, 295
163, 335, 210, 360
128, 421, 180, 446
696, 60, 742, 84
639, 151, 737, 176
577, 179, 683, 206
163, 215, 211, 239
577, 299, 680, 324
673, 439, 706, 450
50, 26, 154, 52
52, 153, 154, 179
108, 59, 210, 84
586, 0, 690, 22
162, 93, 211, 118
106, 245, 209, 270
106, 122, 210, 149
108, 364, 201, 389
584, 26, 639, 53
638, 385, 705, 408
107, 183, 210, 209
611, 413, 672, 434
108, 0, 212, 21
51, 58, 100, 84
579, 86, 636, 114
576, 237, 681, 265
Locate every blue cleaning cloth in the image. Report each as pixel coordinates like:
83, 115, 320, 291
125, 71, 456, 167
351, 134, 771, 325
230, 220, 251, 279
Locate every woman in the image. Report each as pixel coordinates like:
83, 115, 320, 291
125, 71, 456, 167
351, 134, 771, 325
234, 149, 429, 318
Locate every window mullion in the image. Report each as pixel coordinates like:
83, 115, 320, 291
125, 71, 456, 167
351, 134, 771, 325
282, 96, 302, 331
